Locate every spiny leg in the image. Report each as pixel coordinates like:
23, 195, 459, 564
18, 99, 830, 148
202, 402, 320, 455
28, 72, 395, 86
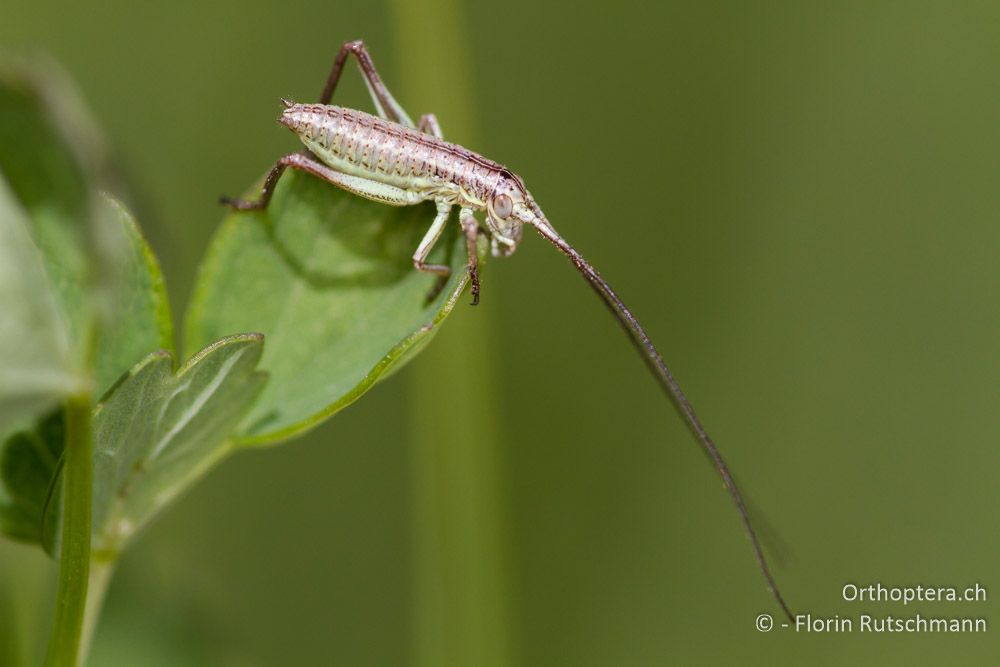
221, 153, 296, 210
319, 40, 415, 127
222, 152, 420, 210
460, 207, 481, 305
226, 43, 440, 210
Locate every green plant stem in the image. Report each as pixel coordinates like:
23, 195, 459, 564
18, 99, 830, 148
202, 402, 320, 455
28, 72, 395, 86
390, 4, 514, 667
43, 390, 93, 667
78, 555, 115, 662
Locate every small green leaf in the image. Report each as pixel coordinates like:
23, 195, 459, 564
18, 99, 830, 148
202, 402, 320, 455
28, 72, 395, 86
0, 62, 176, 547
0, 189, 176, 547
0, 61, 169, 400
92, 195, 174, 396
0, 60, 103, 366
90, 335, 266, 555
0, 60, 90, 235
0, 175, 79, 436
0, 410, 63, 544
3, 336, 267, 557
185, 170, 474, 445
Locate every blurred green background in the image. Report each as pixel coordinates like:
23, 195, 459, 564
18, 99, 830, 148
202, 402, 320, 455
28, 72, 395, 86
2, 1, 998, 665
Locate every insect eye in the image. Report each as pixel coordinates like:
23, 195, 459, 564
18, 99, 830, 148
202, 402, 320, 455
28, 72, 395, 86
493, 193, 513, 219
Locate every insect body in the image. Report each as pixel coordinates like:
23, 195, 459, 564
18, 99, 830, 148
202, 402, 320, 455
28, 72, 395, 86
281, 103, 529, 262
284, 104, 511, 214
224, 39, 793, 620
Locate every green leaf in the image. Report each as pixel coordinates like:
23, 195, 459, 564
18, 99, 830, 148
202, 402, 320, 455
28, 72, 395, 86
92, 195, 174, 396
89, 334, 266, 556
0, 410, 63, 544
0, 61, 176, 546
0, 59, 103, 220
0, 60, 101, 366
185, 169, 475, 445
2, 335, 265, 555
0, 61, 170, 400
0, 175, 79, 436
0, 191, 175, 547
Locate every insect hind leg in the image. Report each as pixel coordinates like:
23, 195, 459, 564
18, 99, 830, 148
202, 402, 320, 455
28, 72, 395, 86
220, 154, 295, 210
417, 113, 443, 139
319, 40, 415, 128
222, 152, 420, 210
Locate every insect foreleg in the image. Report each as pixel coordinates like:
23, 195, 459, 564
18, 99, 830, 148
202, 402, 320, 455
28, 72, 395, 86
222, 153, 420, 210
460, 207, 481, 305
319, 40, 415, 128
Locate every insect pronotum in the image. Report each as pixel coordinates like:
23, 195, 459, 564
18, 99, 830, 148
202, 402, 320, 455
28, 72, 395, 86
223, 39, 793, 620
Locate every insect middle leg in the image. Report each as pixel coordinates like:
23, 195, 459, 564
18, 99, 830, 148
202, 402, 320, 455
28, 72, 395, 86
409, 200, 454, 302
411, 202, 481, 304
413, 201, 453, 276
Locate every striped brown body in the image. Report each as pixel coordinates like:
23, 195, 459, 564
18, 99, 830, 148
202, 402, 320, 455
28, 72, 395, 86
282, 103, 507, 204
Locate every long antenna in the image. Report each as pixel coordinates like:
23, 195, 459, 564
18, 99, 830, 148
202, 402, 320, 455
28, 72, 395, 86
529, 211, 794, 622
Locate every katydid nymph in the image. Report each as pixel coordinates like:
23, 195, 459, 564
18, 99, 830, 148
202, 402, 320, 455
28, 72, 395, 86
223, 39, 793, 620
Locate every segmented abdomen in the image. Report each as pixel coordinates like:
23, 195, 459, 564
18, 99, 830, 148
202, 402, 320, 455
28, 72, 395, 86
282, 103, 502, 201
